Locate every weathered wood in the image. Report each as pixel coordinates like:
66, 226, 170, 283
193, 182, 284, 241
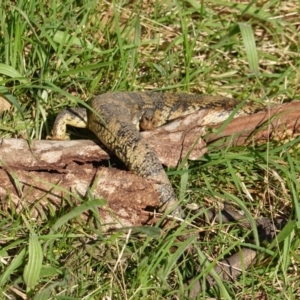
0, 102, 299, 226
0, 160, 159, 228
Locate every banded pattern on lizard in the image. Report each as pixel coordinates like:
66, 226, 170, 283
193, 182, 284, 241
51, 92, 262, 216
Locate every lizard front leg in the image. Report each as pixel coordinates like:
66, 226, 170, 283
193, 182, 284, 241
87, 100, 183, 216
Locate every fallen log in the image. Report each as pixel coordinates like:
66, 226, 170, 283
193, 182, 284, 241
0, 102, 299, 225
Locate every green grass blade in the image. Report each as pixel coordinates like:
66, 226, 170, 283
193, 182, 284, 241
0, 248, 26, 287
0, 86, 25, 119
223, 191, 260, 246
159, 235, 196, 279
269, 220, 296, 249
23, 234, 43, 292
117, 226, 161, 238
0, 63, 28, 83
239, 22, 260, 76
179, 167, 189, 201
51, 199, 106, 232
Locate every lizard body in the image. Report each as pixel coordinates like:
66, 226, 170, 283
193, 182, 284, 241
51, 92, 262, 215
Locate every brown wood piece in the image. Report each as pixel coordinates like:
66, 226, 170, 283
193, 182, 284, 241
0, 102, 299, 226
